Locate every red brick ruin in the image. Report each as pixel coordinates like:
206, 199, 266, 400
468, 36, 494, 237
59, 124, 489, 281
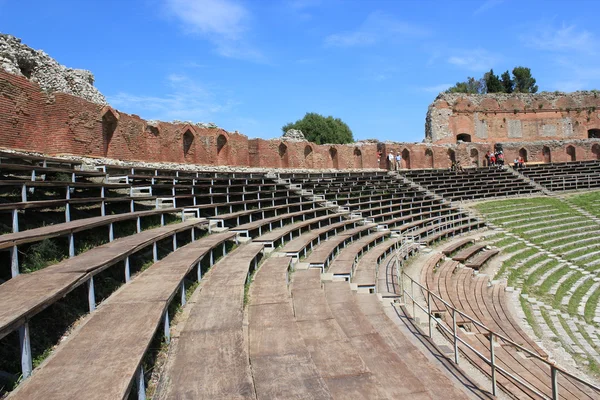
1, 69, 599, 169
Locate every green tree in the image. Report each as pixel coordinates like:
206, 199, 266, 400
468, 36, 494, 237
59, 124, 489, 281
485, 69, 503, 93
512, 66, 538, 93
447, 77, 485, 94
282, 112, 354, 144
501, 70, 514, 93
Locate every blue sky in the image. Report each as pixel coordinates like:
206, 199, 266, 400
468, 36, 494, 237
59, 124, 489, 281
1, 0, 599, 143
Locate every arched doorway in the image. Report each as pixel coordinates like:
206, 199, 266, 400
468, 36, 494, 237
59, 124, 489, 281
425, 149, 434, 168
518, 148, 528, 162
216, 134, 229, 164
401, 149, 411, 169
279, 143, 289, 168
304, 145, 314, 168
457, 133, 472, 143
329, 147, 339, 169
542, 146, 551, 163
102, 109, 118, 157
183, 129, 194, 158
448, 149, 456, 163
592, 144, 600, 160
588, 129, 600, 139
353, 148, 362, 168
566, 145, 576, 161
470, 148, 479, 167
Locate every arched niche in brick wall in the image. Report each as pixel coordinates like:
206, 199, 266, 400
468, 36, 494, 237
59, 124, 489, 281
216, 133, 229, 165
353, 148, 362, 168
588, 129, 600, 139
469, 148, 479, 167
425, 148, 434, 168
101, 107, 119, 157
542, 146, 552, 163
566, 145, 576, 161
519, 148, 528, 162
329, 147, 339, 169
183, 129, 194, 158
592, 144, 600, 160
457, 133, 472, 143
279, 142, 289, 168
447, 148, 456, 163
401, 148, 410, 169
304, 145, 314, 168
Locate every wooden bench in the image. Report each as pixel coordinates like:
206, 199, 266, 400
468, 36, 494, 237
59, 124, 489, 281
464, 249, 499, 269
452, 243, 487, 263
0, 219, 212, 340
8, 231, 241, 399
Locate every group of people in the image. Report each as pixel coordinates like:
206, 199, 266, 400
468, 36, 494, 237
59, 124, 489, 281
485, 150, 505, 167
485, 150, 526, 168
377, 150, 403, 170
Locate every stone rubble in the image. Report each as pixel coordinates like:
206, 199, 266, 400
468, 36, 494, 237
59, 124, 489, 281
281, 129, 306, 142
0, 33, 107, 105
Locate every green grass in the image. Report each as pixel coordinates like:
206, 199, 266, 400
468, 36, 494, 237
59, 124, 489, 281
522, 259, 559, 295
569, 190, 600, 218
501, 242, 527, 254
584, 285, 600, 325
568, 278, 595, 316
553, 272, 582, 309
503, 248, 540, 284
520, 296, 543, 339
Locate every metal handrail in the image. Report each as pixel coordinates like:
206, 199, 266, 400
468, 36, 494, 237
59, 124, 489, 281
398, 263, 600, 399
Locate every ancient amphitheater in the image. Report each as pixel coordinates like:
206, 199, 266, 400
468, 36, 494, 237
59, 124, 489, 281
1, 34, 600, 400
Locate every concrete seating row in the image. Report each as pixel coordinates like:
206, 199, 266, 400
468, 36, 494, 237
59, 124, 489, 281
402, 167, 541, 202
518, 160, 600, 192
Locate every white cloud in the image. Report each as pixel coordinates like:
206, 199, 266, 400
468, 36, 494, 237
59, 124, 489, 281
325, 11, 430, 48
108, 74, 238, 122
523, 22, 595, 54
473, 0, 504, 16
422, 83, 452, 93
447, 48, 500, 72
164, 0, 265, 62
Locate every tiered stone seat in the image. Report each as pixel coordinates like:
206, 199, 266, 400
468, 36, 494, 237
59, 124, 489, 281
518, 160, 600, 192
403, 167, 541, 201
422, 252, 597, 399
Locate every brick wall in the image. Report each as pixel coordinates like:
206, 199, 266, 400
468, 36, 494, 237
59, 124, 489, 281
0, 70, 598, 170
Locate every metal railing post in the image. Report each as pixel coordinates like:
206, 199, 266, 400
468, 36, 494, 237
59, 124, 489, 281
551, 366, 559, 400
490, 332, 497, 396
427, 291, 432, 338
453, 308, 459, 364
411, 279, 415, 317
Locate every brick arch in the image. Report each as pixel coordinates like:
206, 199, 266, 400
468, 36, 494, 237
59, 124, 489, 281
183, 129, 194, 159
401, 148, 410, 169
329, 147, 339, 169
592, 144, 600, 160
518, 147, 528, 162
425, 148, 434, 168
353, 147, 362, 168
566, 145, 576, 161
279, 142, 289, 168
589, 129, 600, 139
542, 146, 552, 163
216, 133, 229, 165
469, 148, 479, 167
447, 148, 456, 163
304, 145, 314, 168
101, 107, 120, 158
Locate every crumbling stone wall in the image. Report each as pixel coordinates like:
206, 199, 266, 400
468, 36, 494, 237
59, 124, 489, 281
0, 34, 106, 105
426, 92, 600, 144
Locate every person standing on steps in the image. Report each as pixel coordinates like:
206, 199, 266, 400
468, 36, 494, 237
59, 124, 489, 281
396, 152, 402, 170
387, 151, 394, 170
